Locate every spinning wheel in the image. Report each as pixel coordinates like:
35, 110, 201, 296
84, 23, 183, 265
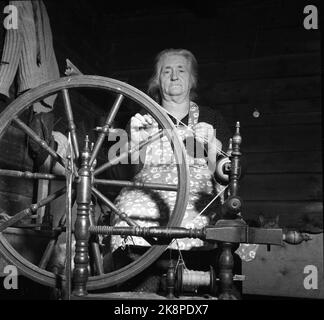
0, 75, 190, 292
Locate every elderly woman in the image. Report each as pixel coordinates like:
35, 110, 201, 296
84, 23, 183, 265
106, 49, 231, 285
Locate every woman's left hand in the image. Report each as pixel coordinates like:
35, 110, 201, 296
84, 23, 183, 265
193, 122, 216, 145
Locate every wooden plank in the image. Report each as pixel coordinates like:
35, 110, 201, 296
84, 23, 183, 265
69, 90, 103, 117
228, 111, 321, 127
199, 53, 321, 81
0, 227, 53, 275
54, 34, 104, 76
53, 90, 103, 124
104, 3, 321, 42
240, 173, 322, 201
133, 75, 321, 112
242, 234, 324, 299
134, 76, 321, 107
242, 200, 323, 229
0, 176, 34, 198
201, 76, 321, 105
187, 0, 321, 30
0, 191, 32, 215
0, 153, 33, 172
52, 91, 104, 151
0, 126, 33, 171
109, 26, 320, 71
188, 26, 320, 59
46, 0, 321, 79
214, 98, 321, 124
115, 98, 321, 124
241, 124, 321, 152
245, 150, 322, 174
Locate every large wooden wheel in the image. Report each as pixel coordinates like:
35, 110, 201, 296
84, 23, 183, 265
0, 75, 189, 291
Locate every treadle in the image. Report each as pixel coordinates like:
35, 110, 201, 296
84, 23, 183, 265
70, 292, 218, 300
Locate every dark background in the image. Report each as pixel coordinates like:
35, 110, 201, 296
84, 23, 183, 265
0, 0, 322, 299
3, 0, 320, 228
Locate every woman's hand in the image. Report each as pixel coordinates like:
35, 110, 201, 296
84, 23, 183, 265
130, 113, 159, 146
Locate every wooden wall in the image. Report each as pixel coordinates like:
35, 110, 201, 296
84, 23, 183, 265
0, 0, 322, 231
75, 0, 321, 230
0, 0, 321, 299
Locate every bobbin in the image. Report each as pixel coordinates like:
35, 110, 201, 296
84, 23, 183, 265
174, 264, 217, 296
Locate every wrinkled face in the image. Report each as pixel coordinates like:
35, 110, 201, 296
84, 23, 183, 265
159, 54, 192, 101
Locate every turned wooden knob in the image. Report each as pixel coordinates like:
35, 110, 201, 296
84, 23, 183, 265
283, 231, 312, 244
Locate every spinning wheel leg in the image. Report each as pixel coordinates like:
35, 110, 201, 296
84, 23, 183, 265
218, 242, 239, 300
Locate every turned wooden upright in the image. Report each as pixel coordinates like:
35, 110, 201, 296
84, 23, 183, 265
73, 137, 91, 296
218, 122, 242, 300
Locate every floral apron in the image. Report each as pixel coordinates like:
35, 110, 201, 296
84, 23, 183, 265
111, 102, 223, 251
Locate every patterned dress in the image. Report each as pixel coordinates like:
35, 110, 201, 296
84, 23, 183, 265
110, 102, 225, 251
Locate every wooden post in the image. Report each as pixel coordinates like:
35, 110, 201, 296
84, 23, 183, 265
218, 242, 239, 300
72, 137, 91, 296
166, 259, 175, 299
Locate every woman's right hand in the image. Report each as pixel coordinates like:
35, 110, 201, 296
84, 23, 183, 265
130, 113, 159, 146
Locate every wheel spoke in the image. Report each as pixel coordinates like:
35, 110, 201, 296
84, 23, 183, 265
13, 117, 66, 168
0, 187, 66, 232
0, 169, 66, 181
93, 178, 178, 192
92, 187, 158, 246
91, 187, 137, 227
0, 75, 189, 291
62, 89, 80, 160
38, 225, 67, 270
38, 188, 76, 270
89, 94, 124, 167
94, 129, 163, 176
38, 237, 58, 269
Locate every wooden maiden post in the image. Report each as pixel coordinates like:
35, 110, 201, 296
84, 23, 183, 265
73, 136, 91, 296
218, 122, 242, 300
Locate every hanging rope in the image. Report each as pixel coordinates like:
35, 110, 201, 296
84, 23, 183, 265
196, 185, 228, 217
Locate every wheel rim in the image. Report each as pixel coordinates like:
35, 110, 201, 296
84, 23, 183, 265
0, 75, 189, 290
